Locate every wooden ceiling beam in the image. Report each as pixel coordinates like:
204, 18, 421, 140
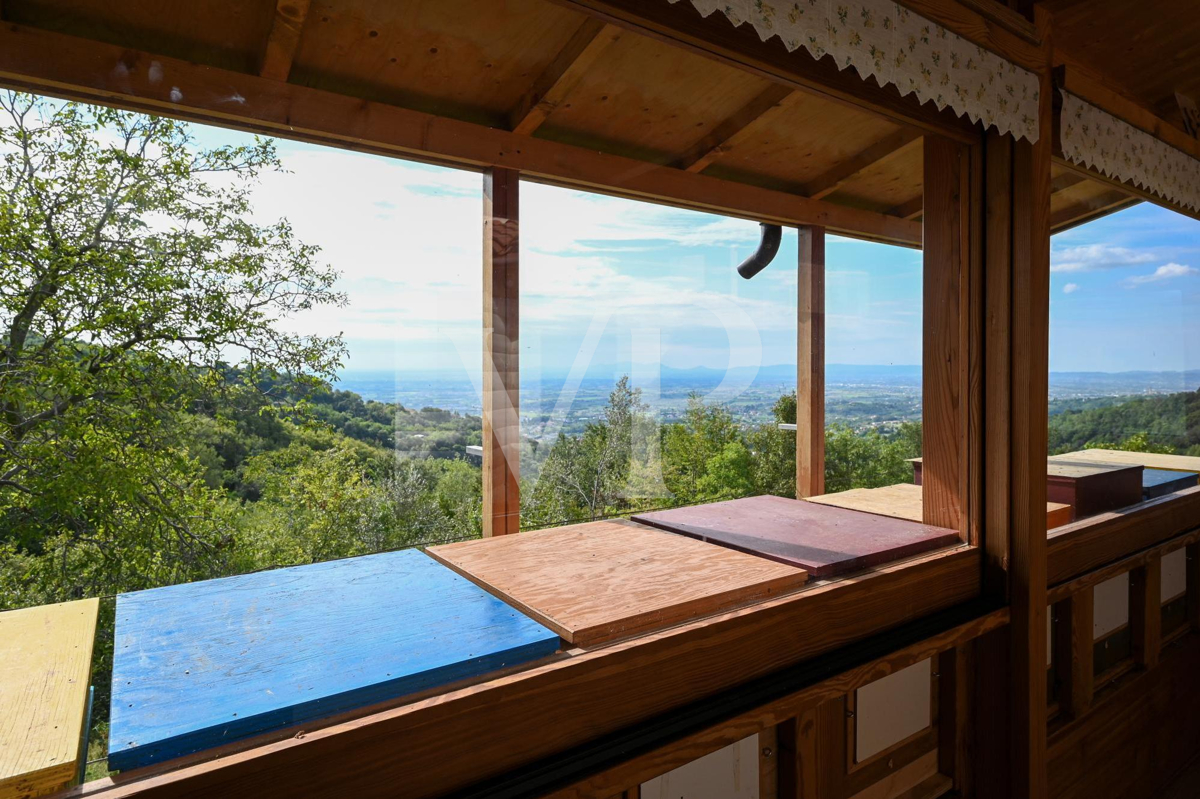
258, 0, 310, 82
1050, 172, 1085, 194
548, 0, 979, 143
894, 0, 1043, 69
508, 18, 621, 136
0, 22, 921, 248
803, 129, 922, 200
1050, 189, 1141, 232
675, 84, 795, 173
889, 196, 925, 221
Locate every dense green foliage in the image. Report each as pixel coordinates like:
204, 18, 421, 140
1048, 389, 1200, 455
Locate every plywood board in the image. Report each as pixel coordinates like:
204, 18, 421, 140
1051, 449, 1200, 474
0, 598, 98, 799
426, 519, 807, 647
633, 496, 959, 579
641, 734, 759, 799
806, 482, 1073, 530
108, 550, 559, 771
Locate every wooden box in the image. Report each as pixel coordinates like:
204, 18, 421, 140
1046, 461, 1143, 520
633, 495, 960, 579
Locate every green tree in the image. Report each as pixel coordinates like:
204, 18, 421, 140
0, 93, 344, 603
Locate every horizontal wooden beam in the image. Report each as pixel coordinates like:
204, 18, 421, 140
1049, 172, 1085, 194
545, 607, 1008, 799
675, 83, 794, 173
1046, 527, 1200, 606
890, 195, 925, 220
1049, 188, 1140, 231
258, 0, 310, 81
72, 549, 978, 798
1047, 486, 1200, 585
0, 23, 922, 247
1056, 61, 1200, 161
896, 0, 1043, 70
509, 18, 622, 136
549, 0, 980, 144
803, 129, 921, 200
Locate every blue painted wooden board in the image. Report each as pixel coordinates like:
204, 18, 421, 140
1143, 468, 1198, 499
108, 550, 560, 771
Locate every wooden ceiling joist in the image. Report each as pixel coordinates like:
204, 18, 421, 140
675, 84, 795, 172
258, 0, 310, 82
0, 22, 921, 248
803, 129, 922, 200
508, 18, 621, 136
1050, 172, 1086, 194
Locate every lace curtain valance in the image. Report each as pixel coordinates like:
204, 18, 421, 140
1059, 91, 1200, 213
667, 0, 1042, 143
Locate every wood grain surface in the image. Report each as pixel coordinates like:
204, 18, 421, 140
634, 496, 959, 578
0, 598, 98, 799
1050, 449, 1200, 474
427, 519, 807, 647
107, 550, 559, 771
807, 483, 1073, 530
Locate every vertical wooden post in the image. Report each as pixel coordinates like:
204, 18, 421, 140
796, 226, 825, 498
1007, 9, 1053, 792
922, 137, 968, 533
777, 708, 818, 799
483, 167, 520, 537
938, 645, 973, 795
1187, 542, 1200, 631
1054, 591, 1092, 718
1131, 560, 1162, 670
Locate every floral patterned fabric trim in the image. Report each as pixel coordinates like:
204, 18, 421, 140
1060, 90, 1200, 213
667, 0, 1041, 143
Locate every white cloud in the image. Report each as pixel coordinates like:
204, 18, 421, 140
1062, 283, 1079, 294
1051, 243, 1155, 273
1124, 263, 1199, 287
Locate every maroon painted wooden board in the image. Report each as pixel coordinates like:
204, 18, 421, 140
632, 495, 960, 578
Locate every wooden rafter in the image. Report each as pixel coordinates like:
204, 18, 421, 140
1050, 172, 1086, 194
889, 195, 925, 220
508, 18, 621, 136
675, 84, 794, 172
1050, 189, 1140, 232
0, 22, 921, 247
803, 129, 921, 200
258, 0, 310, 82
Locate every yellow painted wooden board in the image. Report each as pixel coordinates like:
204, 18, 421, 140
427, 519, 807, 647
807, 483, 1073, 529
1050, 448, 1200, 474
0, 598, 98, 799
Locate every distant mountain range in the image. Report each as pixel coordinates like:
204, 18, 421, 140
335, 365, 1199, 409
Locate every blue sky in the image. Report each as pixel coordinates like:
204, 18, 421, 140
190, 125, 1199, 378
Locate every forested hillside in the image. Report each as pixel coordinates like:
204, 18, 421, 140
1047, 389, 1200, 455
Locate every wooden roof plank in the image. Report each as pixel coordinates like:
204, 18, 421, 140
259, 0, 310, 81
804, 129, 922, 200
509, 18, 621, 136
0, 22, 922, 247
890, 196, 925, 220
675, 83, 795, 172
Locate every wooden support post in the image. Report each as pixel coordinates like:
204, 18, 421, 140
1007, 9, 1053, 789
938, 645, 972, 795
483, 167, 520, 537
1188, 543, 1200, 631
1130, 559, 1162, 670
776, 708, 818, 799
921, 137, 969, 533
796, 226, 825, 498
1054, 591, 1093, 718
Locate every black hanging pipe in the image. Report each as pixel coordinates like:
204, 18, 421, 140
736, 222, 783, 279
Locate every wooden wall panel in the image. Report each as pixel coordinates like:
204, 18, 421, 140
483, 167, 521, 536
796, 226, 825, 499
